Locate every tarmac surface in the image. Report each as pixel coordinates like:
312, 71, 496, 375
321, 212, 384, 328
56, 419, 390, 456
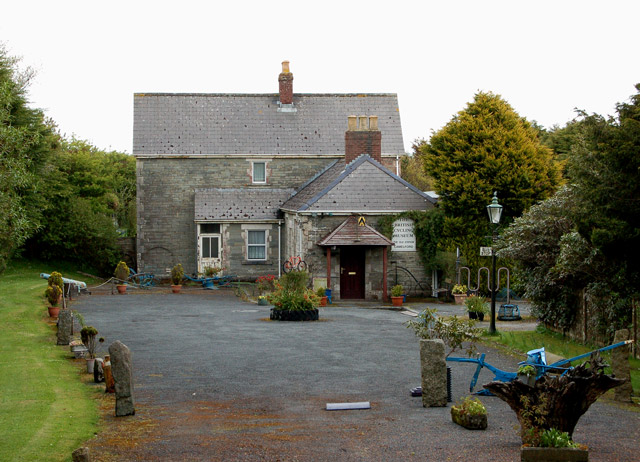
72, 287, 640, 461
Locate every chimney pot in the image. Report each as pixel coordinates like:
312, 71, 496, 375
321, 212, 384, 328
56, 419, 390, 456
347, 116, 357, 131
281, 61, 290, 73
358, 115, 368, 130
369, 116, 378, 131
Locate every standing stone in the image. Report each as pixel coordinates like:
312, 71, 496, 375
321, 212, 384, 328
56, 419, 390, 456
109, 341, 135, 416
612, 329, 633, 403
103, 354, 115, 393
56, 310, 73, 345
420, 339, 447, 407
72, 447, 90, 462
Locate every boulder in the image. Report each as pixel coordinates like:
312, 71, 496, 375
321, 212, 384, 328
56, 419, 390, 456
108, 341, 135, 416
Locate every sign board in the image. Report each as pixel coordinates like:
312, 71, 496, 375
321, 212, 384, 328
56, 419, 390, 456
392, 218, 416, 252
358, 216, 366, 226
480, 247, 493, 257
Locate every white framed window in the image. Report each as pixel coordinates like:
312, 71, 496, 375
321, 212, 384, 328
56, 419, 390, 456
247, 230, 267, 260
252, 162, 266, 184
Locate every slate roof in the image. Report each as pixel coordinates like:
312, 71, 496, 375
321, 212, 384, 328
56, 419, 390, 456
317, 217, 394, 247
281, 155, 436, 212
195, 188, 294, 221
133, 94, 404, 156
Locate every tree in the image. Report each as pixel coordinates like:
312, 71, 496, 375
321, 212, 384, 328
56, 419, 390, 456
0, 45, 54, 272
419, 91, 561, 267
399, 140, 435, 191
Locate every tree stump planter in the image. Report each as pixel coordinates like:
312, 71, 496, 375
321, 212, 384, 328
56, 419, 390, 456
451, 407, 487, 430
520, 447, 588, 462
270, 308, 319, 321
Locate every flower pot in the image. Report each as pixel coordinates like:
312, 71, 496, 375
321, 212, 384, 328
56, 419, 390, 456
258, 298, 268, 306
171, 284, 182, 294
320, 296, 327, 307
86, 358, 96, 374
48, 306, 60, 318
518, 374, 536, 387
116, 285, 127, 295
391, 296, 404, 307
520, 446, 588, 462
453, 294, 468, 305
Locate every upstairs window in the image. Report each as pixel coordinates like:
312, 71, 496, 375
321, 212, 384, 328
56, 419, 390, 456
247, 230, 267, 260
252, 162, 266, 184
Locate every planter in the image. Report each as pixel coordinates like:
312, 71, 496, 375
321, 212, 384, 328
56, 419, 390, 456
270, 308, 319, 321
391, 296, 404, 307
71, 345, 88, 359
468, 311, 485, 321
48, 306, 60, 318
86, 358, 96, 374
451, 407, 487, 430
319, 296, 328, 307
518, 374, 536, 387
116, 284, 127, 295
258, 298, 268, 306
453, 293, 468, 305
520, 446, 588, 462
171, 284, 182, 294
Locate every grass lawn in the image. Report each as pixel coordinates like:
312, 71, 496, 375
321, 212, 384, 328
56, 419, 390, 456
484, 326, 640, 395
0, 259, 102, 461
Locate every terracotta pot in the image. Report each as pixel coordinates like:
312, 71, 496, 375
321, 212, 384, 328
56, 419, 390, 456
171, 284, 182, 294
391, 296, 404, 307
48, 306, 60, 318
320, 296, 327, 306
453, 294, 468, 305
116, 285, 127, 295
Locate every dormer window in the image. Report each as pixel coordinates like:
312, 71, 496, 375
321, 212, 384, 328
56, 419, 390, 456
252, 161, 267, 184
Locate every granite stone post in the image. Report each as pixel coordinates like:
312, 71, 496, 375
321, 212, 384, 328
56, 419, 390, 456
103, 354, 115, 394
56, 310, 73, 345
109, 341, 135, 416
613, 329, 633, 403
420, 339, 447, 407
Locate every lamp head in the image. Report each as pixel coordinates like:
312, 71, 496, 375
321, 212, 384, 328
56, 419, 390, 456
487, 191, 503, 224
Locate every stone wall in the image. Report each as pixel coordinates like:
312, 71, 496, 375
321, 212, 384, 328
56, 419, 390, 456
283, 213, 428, 300
137, 157, 333, 276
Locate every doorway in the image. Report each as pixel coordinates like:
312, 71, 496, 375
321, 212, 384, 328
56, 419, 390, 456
340, 247, 365, 299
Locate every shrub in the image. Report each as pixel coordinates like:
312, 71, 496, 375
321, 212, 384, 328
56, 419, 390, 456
406, 307, 481, 357
452, 284, 467, 294
45, 284, 62, 306
48, 271, 64, 288
256, 274, 276, 294
539, 428, 578, 448
204, 266, 224, 277
316, 286, 327, 298
114, 261, 129, 282
80, 326, 98, 359
171, 264, 184, 285
391, 284, 403, 297
517, 365, 537, 377
452, 396, 487, 416
465, 295, 488, 314
267, 271, 319, 311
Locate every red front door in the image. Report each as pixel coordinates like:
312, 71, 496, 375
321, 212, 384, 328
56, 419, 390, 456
340, 247, 365, 299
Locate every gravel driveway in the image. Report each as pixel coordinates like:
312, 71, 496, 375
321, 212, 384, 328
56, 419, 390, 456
73, 289, 640, 461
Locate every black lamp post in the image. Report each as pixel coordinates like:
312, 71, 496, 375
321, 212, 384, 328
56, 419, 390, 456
486, 192, 503, 335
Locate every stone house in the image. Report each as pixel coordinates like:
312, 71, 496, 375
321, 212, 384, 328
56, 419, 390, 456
134, 62, 435, 300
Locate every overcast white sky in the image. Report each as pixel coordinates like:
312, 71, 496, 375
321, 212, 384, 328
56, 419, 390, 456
3, 1, 639, 154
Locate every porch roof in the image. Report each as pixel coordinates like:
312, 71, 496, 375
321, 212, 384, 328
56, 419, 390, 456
317, 216, 394, 247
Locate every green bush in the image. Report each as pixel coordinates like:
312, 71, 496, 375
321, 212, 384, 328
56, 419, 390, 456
171, 264, 184, 285
406, 307, 481, 357
268, 271, 319, 311
114, 261, 129, 282
391, 284, 403, 297
44, 284, 61, 306
47, 271, 64, 288
540, 428, 578, 448
452, 396, 486, 416
465, 295, 488, 314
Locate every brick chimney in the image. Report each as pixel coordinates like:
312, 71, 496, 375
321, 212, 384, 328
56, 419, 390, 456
345, 115, 381, 164
278, 61, 293, 105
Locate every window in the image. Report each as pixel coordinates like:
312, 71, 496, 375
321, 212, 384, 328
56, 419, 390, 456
247, 230, 266, 260
200, 223, 220, 234
201, 236, 219, 258
252, 162, 266, 184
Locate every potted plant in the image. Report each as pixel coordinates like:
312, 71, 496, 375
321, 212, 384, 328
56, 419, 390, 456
451, 396, 488, 430
452, 284, 468, 305
268, 271, 320, 321
465, 295, 488, 321
203, 265, 224, 277
391, 284, 404, 307
45, 284, 62, 318
257, 295, 269, 306
316, 286, 328, 306
517, 364, 537, 387
81, 326, 98, 373
171, 263, 184, 293
114, 261, 129, 294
